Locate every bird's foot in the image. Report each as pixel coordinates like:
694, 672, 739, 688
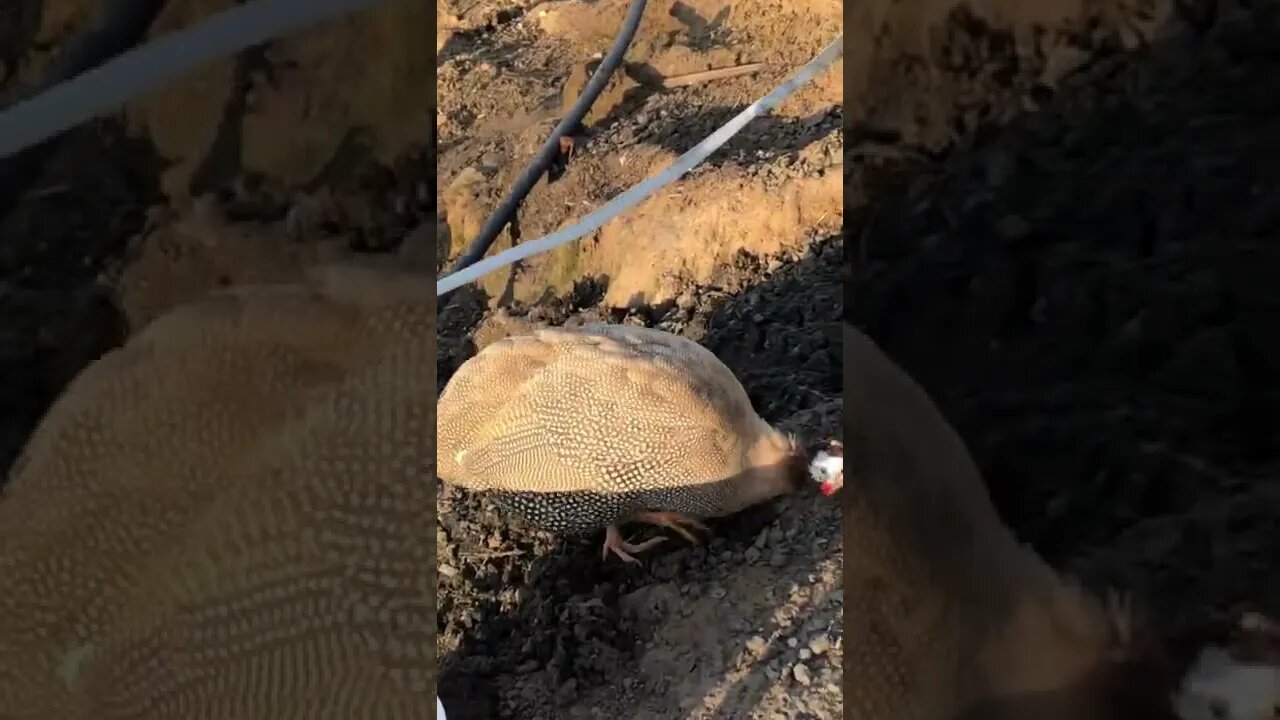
631, 511, 709, 544
602, 525, 666, 564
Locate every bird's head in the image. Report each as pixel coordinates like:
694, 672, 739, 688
808, 438, 843, 496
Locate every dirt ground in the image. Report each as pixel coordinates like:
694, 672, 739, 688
436, 0, 842, 307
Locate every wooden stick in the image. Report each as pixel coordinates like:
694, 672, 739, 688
659, 62, 767, 88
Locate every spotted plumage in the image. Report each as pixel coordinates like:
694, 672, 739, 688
437, 323, 805, 560
0, 263, 435, 719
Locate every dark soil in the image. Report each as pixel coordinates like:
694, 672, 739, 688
0, 122, 160, 476
854, 1, 1280, 669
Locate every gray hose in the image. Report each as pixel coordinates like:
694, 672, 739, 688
0, 0, 166, 220
0, 0, 393, 159
447, 0, 649, 274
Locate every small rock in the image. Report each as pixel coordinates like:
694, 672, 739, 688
792, 663, 812, 686
786, 637, 799, 649
479, 151, 503, 171
438, 563, 458, 577
746, 635, 768, 657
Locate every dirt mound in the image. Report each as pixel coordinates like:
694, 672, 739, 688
4, 0, 433, 199
436, 0, 843, 307
855, 0, 1280, 670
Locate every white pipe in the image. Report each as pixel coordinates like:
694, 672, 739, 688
0, 0, 393, 158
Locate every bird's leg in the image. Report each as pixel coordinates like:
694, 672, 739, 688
602, 525, 666, 564
630, 511, 709, 544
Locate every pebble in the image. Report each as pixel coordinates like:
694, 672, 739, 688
746, 635, 768, 656
792, 663, 812, 686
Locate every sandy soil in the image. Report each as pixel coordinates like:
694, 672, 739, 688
437, 0, 842, 307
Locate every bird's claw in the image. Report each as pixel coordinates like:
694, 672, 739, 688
602, 525, 666, 564
632, 511, 709, 545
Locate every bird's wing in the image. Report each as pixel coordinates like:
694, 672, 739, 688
0, 263, 435, 718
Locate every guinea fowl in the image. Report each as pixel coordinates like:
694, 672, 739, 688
842, 325, 1177, 720
0, 263, 435, 719
436, 323, 809, 563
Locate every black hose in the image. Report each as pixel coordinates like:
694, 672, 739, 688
0, 0, 167, 222
448, 0, 649, 273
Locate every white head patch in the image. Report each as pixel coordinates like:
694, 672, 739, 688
1172, 645, 1280, 720
808, 451, 843, 484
